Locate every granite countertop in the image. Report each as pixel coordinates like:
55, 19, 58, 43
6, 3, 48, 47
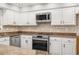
0, 30, 76, 36
0, 44, 36, 55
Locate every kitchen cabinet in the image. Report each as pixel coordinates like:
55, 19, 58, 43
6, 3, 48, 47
0, 37, 9, 45
61, 38, 76, 55
51, 7, 76, 25
49, 37, 76, 55
13, 12, 27, 25
0, 9, 3, 30
49, 37, 62, 55
2, 9, 37, 26
51, 8, 63, 25
63, 7, 76, 25
14, 12, 21, 25
26, 12, 37, 25
76, 6, 79, 14
19, 12, 27, 25
3, 10, 15, 25
14, 12, 37, 26
21, 35, 32, 49
0, 9, 3, 25
10, 36, 21, 47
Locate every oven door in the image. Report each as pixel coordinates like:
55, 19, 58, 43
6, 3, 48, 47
32, 40, 47, 51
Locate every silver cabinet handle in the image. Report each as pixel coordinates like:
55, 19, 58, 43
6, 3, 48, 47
49, 42, 51, 46
54, 39, 56, 41
63, 21, 64, 24
63, 44, 65, 48
60, 20, 62, 24
25, 40, 28, 43
4, 39, 7, 41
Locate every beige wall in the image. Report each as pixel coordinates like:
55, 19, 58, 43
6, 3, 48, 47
3, 15, 79, 33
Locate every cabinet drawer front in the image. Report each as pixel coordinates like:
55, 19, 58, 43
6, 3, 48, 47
0, 38, 5, 42
62, 37, 76, 43
0, 37, 9, 42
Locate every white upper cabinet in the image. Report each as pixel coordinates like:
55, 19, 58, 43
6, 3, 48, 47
14, 12, 28, 25
51, 7, 76, 25
14, 12, 21, 25
51, 8, 63, 25
75, 6, 79, 14
3, 10, 15, 25
62, 7, 76, 25
2, 9, 37, 26
20, 12, 27, 25
0, 9, 3, 26
26, 12, 37, 25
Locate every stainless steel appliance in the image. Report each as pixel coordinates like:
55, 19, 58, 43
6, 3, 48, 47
36, 12, 51, 22
32, 35, 49, 51
10, 35, 21, 47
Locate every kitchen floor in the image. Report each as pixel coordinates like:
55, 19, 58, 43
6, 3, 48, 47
0, 44, 48, 55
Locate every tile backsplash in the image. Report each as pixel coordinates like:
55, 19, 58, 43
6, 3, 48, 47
3, 15, 79, 33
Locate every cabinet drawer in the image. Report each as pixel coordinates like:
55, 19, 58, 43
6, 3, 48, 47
62, 38, 76, 43
0, 37, 9, 41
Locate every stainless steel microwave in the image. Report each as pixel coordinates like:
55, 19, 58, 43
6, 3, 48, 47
36, 12, 51, 22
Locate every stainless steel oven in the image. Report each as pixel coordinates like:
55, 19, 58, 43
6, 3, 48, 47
32, 35, 49, 51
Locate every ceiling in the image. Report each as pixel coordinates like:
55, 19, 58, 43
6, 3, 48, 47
6, 3, 48, 8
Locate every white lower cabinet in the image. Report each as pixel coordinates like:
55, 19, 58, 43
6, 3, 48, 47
49, 37, 76, 55
0, 37, 9, 45
49, 37, 62, 55
21, 35, 32, 49
61, 38, 76, 55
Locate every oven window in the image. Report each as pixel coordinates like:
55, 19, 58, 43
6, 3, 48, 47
32, 40, 47, 51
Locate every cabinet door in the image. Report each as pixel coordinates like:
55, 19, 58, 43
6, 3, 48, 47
51, 9, 63, 25
27, 12, 37, 25
49, 37, 62, 55
76, 7, 79, 14
63, 7, 76, 25
19, 13, 27, 25
10, 36, 21, 47
21, 35, 32, 49
0, 9, 3, 25
0, 37, 9, 45
14, 12, 27, 25
14, 12, 20, 25
62, 37, 76, 55
3, 10, 15, 25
